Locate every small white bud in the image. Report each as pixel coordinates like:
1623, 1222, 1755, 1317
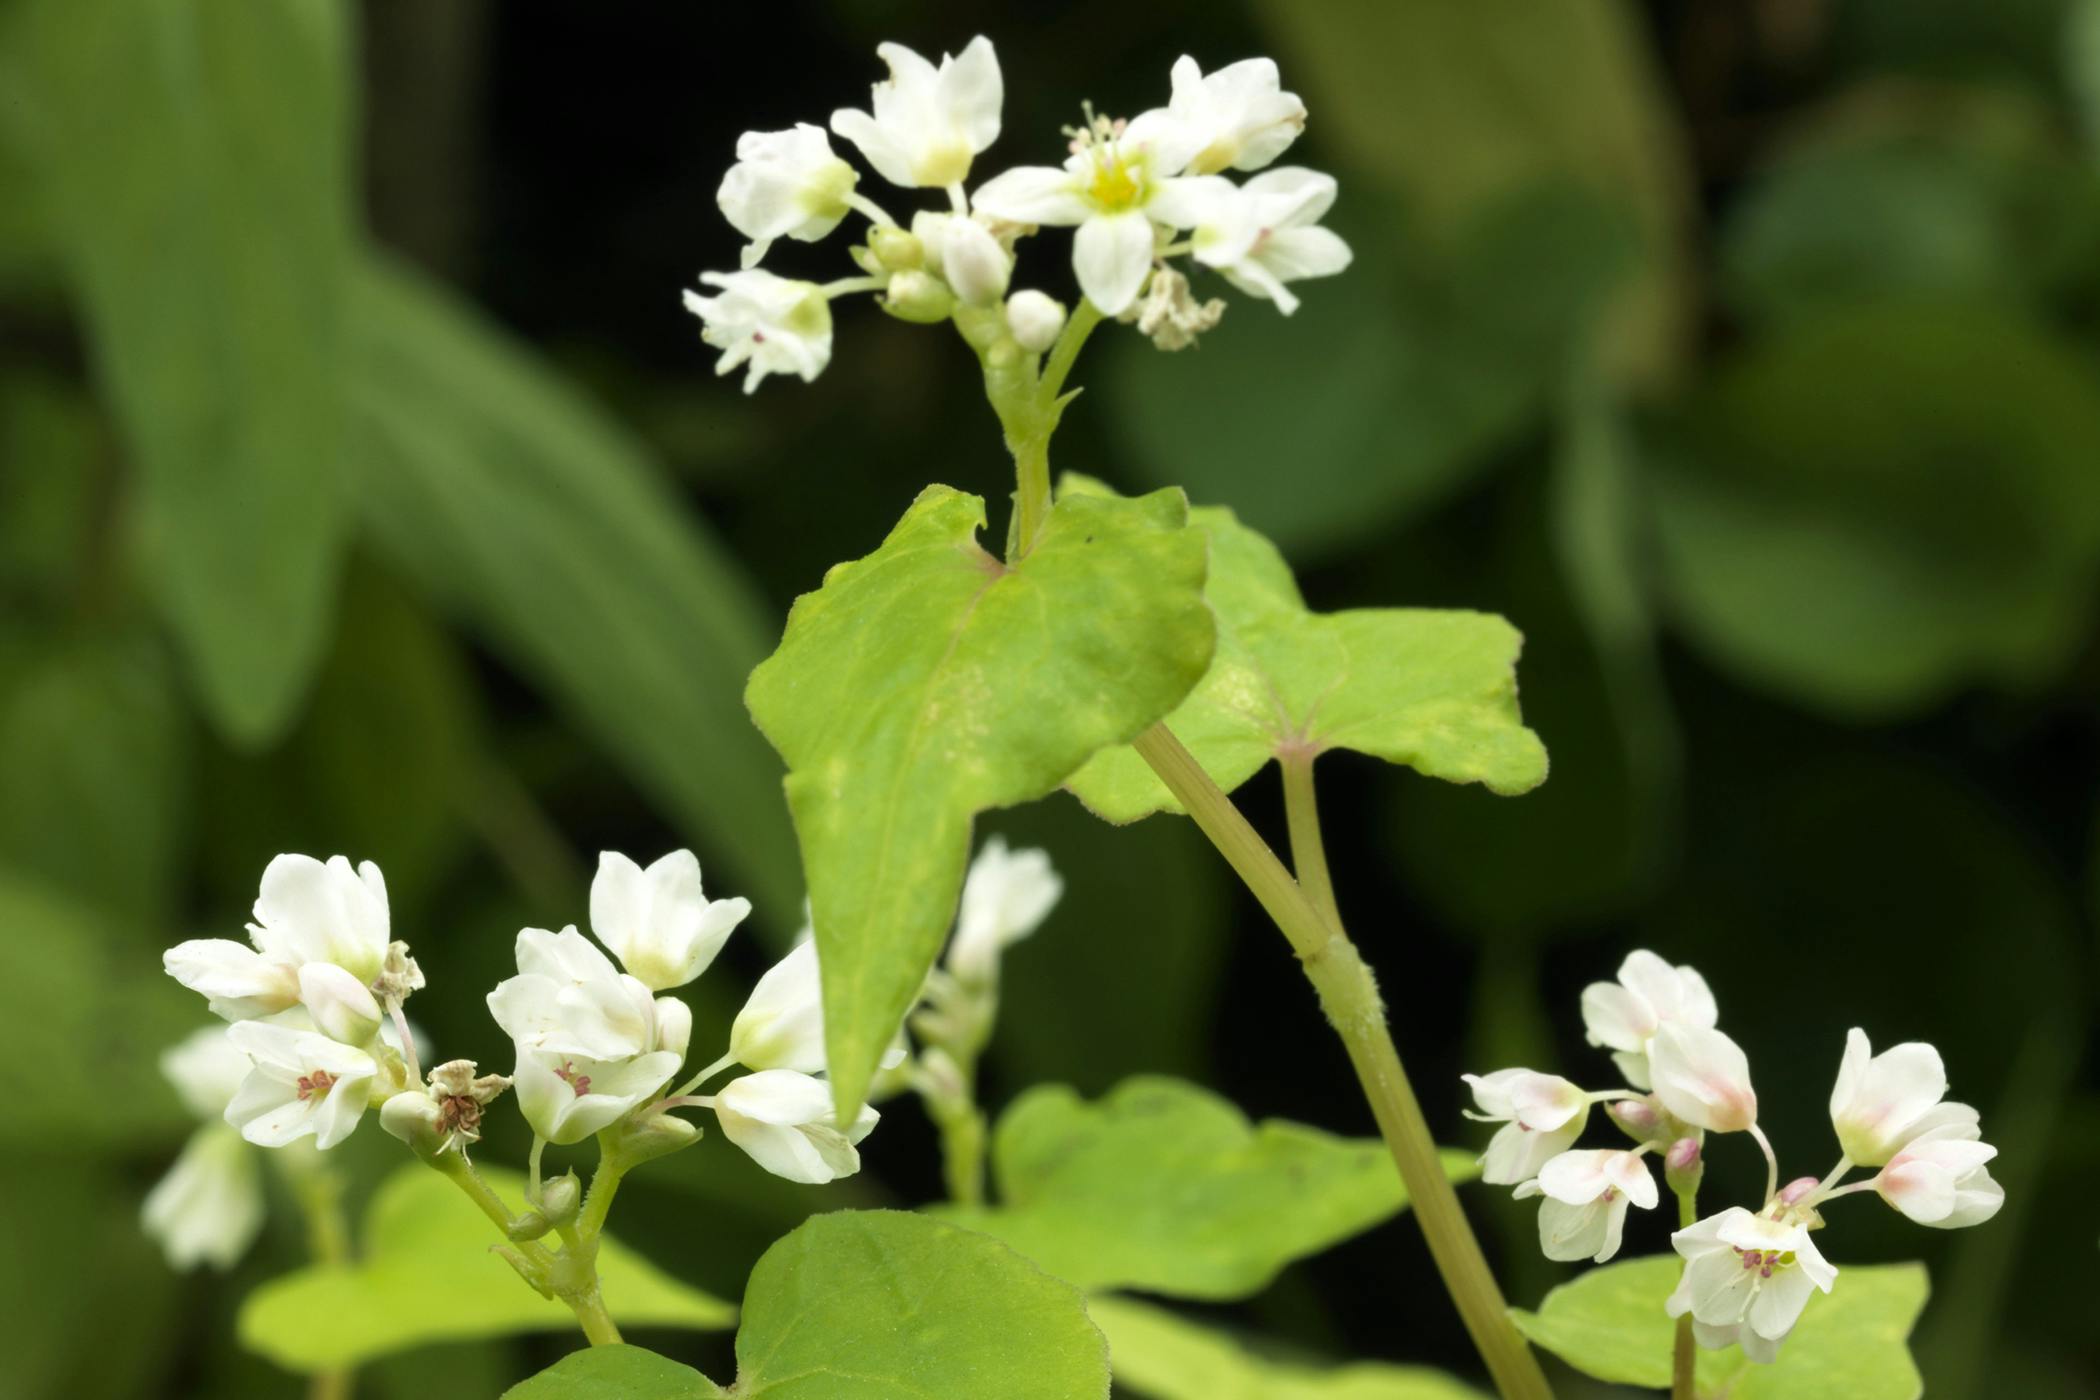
941, 216, 1012, 306
381, 1090, 447, 1158
882, 270, 955, 324
297, 963, 383, 1047
868, 225, 925, 272
539, 1172, 582, 1226
1004, 291, 1067, 353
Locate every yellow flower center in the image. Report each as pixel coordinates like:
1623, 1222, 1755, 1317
1086, 148, 1145, 212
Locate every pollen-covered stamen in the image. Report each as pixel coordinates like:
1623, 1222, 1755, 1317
295, 1070, 337, 1102
1731, 1245, 1799, 1280
554, 1061, 593, 1098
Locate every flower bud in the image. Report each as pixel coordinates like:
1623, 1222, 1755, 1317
1664, 1137, 1704, 1196
539, 1171, 582, 1227
1778, 1175, 1821, 1207
941, 217, 1012, 306
1606, 1097, 1661, 1144
608, 1107, 704, 1167
298, 963, 383, 1047
1004, 291, 1067, 354
882, 270, 955, 324
380, 1090, 446, 1158
868, 225, 925, 272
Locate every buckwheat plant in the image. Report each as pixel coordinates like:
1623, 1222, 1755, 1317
141, 33, 1991, 1400
1467, 950, 2001, 1396
162, 849, 863, 1350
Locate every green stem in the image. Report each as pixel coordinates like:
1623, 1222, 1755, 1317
285, 1159, 357, 1400
1130, 724, 1552, 1400
1672, 1186, 1698, 1400
1279, 751, 1341, 930
934, 1100, 989, 1207
1007, 298, 1105, 558
568, 1289, 624, 1347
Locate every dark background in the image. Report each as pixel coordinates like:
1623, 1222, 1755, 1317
2, 0, 2096, 1395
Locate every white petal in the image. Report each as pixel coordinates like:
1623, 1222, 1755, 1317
1650, 1023, 1757, 1133
829, 108, 914, 188
730, 938, 827, 1073
141, 1124, 264, 1270
160, 1027, 255, 1119
1581, 981, 1654, 1052
163, 940, 299, 1021
296, 962, 382, 1046
941, 36, 1003, 154
1073, 211, 1157, 316
971, 166, 1091, 226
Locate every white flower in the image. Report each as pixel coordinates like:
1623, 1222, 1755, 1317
1524, 1148, 1657, 1263
682, 271, 833, 394
141, 1123, 264, 1270
514, 1047, 682, 1146
1873, 1104, 2002, 1228
1827, 1028, 1959, 1168
222, 1020, 378, 1150
1184, 168, 1351, 315
1153, 55, 1306, 176
831, 38, 1002, 189
1666, 1207, 1836, 1354
714, 1069, 878, 1184
1580, 949, 1718, 1089
143, 1027, 268, 1270
164, 854, 392, 1020
718, 124, 858, 269
487, 925, 663, 1063
948, 837, 1063, 984
161, 1025, 257, 1120
590, 849, 751, 992
297, 962, 383, 1046
1460, 1068, 1589, 1186
971, 118, 1223, 315
1005, 290, 1067, 352
1649, 1023, 1758, 1134
729, 937, 826, 1074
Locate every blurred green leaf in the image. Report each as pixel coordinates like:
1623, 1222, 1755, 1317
1091, 1294, 1487, 1400
1104, 183, 1637, 557
509, 1211, 1111, 1399
1649, 302, 2100, 715
238, 1164, 733, 1372
746, 486, 1213, 1119
1063, 480, 1546, 824
1260, 0, 1690, 386
504, 1344, 721, 1398
989, 800, 1226, 1094
7, 0, 354, 743
1511, 1255, 1928, 1398
0, 373, 104, 609
0, 632, 189, 922
0, 1159, 183, 1396
1722, 85, 2100, 326
936, 1076, 1474, 1300
200, 564, 476, 913
0, 869, 195, 1148
351, 257, 801, 919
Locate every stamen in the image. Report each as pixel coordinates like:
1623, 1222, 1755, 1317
555, 1061, 593, 1097
296, 1069, 336, 1102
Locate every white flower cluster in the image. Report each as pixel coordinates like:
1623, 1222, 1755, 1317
685, 37, 1351, 391
156, 848, 891, 1211
1465, 950, 2002, 1365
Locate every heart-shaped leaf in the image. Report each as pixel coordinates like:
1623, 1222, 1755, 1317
1510, 1254, 1929, 1398
506, 1211, 1110, 1399
239, 1165, 733, 1372
935, 1076, 1476, 1299
1060, 480, 1545, 823
746, 486, 1214, 1118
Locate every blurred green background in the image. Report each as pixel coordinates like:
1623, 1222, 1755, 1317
2, 0, 2097, 1395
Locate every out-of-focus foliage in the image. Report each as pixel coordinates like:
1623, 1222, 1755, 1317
239, 1166, 734, 1373
1, 0, 2096, 1394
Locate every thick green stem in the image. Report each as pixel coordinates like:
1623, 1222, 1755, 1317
1131, 724, 1552, 1400
1672, 1186, 1697, 1400
569, 1289, 624, 1347
934, 1100, 989, 1207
